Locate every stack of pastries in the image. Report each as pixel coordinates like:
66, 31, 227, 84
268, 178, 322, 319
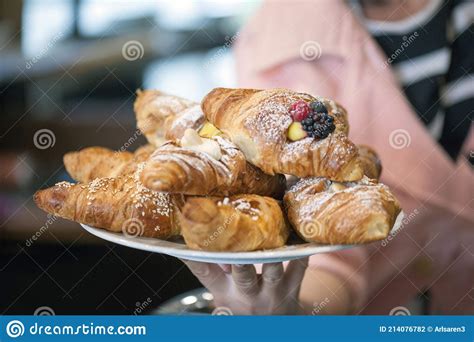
34, 88, 401, 252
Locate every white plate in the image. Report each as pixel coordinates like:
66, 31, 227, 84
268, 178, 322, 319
80, 213, 404, 264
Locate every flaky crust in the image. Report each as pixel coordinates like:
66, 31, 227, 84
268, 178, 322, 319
140, 136, 286, 197
202, 88, 363, 181
357, 145, 382, 181
34, 167, 184, 239
64, 145, 155, 183
284, 177, 401, 244
134, 90, 205, 146
179, 195, 289, 251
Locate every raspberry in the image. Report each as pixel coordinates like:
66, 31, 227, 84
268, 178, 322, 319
301, 113, 335, 139
289, 100, 311, 121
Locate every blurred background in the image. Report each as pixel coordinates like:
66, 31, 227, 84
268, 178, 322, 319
0, 0, 259, 315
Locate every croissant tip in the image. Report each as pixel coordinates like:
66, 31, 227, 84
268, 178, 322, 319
33, 190, 42, 206
140, 171, 172, 192
63, 151, 75, 164
182, 198, 218, 223
151, 179, 168, 191
33, 189, 52, 214
33, 186, 69, 216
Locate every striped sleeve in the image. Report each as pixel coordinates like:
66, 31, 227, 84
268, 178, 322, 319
439, 0, 474, 162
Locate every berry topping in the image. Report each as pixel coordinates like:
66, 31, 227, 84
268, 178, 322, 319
301, 113, 335, 139
309, 101, 328, 114
289, 100, 311, 121
287, 122, 308, 141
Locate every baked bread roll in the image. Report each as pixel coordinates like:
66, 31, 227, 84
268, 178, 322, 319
34, 166, 184, 239
64, 145, 155, 183
202, 88, 363, 181
134, 90, 205, 146
179, 195, 289, 251
140, 129, 286, 197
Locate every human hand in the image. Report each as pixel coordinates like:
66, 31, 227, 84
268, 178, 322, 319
182, 258, 309, 315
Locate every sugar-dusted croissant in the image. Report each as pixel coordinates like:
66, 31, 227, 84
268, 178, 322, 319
179, 195, 289, 252
134, 90, 205, 146
34, 166, 184, 239
284, 146, 400, 244
140, 129, 286, 197
202, 88, 363, 181
284, 177, 400, 244
64, 144, 155, 183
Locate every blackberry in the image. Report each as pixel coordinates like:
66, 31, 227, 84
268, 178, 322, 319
302, 112, 335, 139
310, 101, 328, 114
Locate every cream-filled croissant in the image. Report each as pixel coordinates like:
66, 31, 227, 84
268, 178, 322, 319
134, 90, 205, 146
202, 87, 363, 181
140, 128, 286, 197
284, 146, 400, 244
179, 195, 289, 252
34, 165, 184, 239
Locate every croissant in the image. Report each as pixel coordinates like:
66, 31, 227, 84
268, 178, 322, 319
140, 129, 286, 197
202, 88, 363, 181
134, 90, 205, 146
34, 166, 184, 239
64, 144, 155, 183
357, 145, 382, 181
284, 147, 400, 244
179, 195, 289, 251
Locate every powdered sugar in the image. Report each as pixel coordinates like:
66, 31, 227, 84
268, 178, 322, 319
232, 198, 261, 218
287, 176, 390, 220
244, 92, 295, 144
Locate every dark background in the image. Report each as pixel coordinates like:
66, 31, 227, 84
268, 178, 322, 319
0, 0, 255, 315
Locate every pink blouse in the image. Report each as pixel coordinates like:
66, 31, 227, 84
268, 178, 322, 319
234, 0, 473, 314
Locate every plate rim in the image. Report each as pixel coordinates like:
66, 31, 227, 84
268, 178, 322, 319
79, 212, 404, 263
81, 223, 352, 261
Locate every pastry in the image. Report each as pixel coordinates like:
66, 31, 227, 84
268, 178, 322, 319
34, 165, 184, 239
357, 145, 382, 180
201, 88, 363, 181
140, 128, 286, 197
284, 147, 400, 244
64, 144, 155, 183
33, 85, 401, 251
179, 195, 289, 252
134, 90, 205, 146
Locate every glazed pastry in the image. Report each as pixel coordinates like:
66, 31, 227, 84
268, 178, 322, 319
284, 146, 399, 245
179, 195, 289, 252
284, 176, 400, 244
134, 90, 205, 146
284, 146, 400, 245
34, 165, 184, 239
202, 88, 363, 181
140, 128, 286, 197
63, 145, 155, 183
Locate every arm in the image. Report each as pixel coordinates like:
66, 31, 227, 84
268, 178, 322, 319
300, 268, 352, 314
